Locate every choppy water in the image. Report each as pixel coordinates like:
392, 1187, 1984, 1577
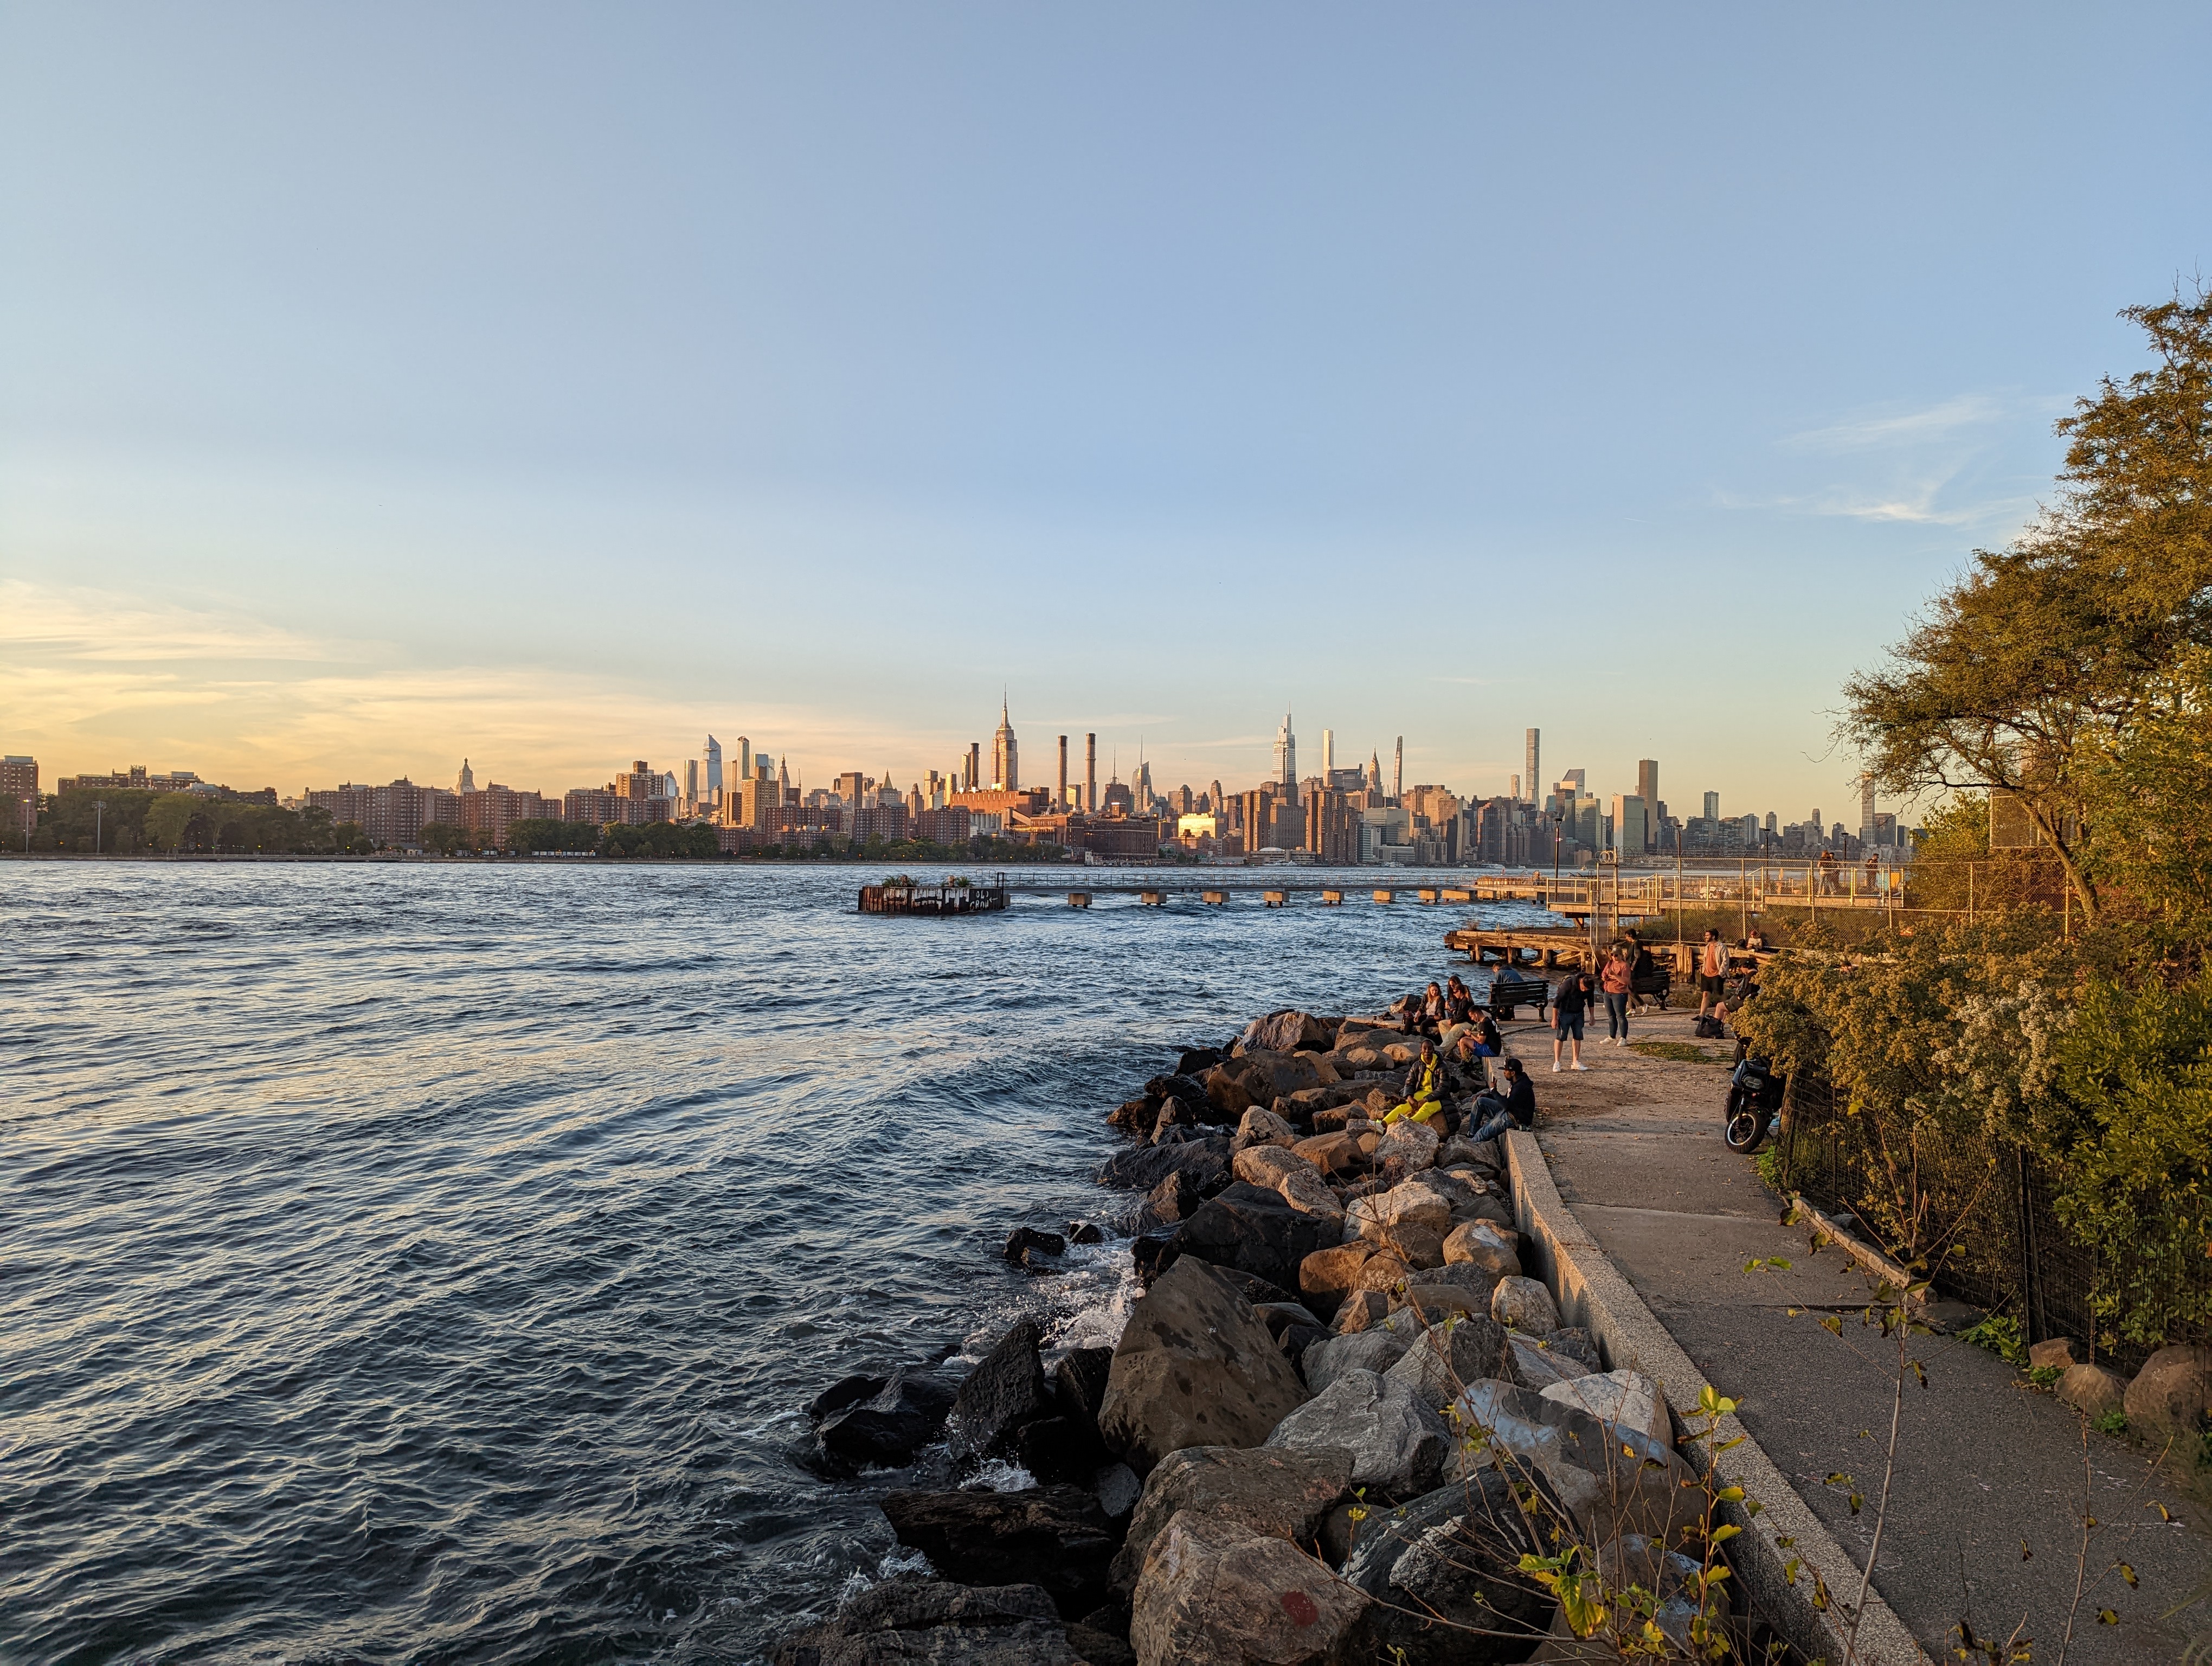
2, 861, 1541, 1665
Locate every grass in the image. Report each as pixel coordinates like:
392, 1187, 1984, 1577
1958, 1313, 2029, 1367
2095, 1410, 2130, 1437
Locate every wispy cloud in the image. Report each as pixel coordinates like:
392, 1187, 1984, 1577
1782, 393, 2014, 453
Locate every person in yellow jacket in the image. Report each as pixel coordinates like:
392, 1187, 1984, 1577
1382, 1038, 1446, 1125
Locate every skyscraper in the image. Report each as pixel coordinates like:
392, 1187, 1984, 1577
1392, 736, 1403, 802
1703, 791, 1720, 820
736, 738, 752, 785
1320, 728, 1334, 777
1524, 730, 1540, 804
1859, 775, 1877, 841
455, 758, 475, 793
1274, 712, 1296, 792
1636, 759, 1658, 815
1057, 735, 1069, 809
992, 700, 1019, 791
705, 735, 723, 803
1085, 733, 1097, 813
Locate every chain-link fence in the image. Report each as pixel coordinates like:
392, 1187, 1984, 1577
1774, 1074, 2209, 1374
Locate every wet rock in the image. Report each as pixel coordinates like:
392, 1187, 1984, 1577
1130, 1234, 1181, 1286
881, 1486, 1120, 1620
815, 1367, 960, 1471
947, 1319, 1052, 1463
1151, 1098, 1200, 1144
770, 1576, 1076, 1666
807, 1372, 888, 1425
1490, 1275, 1561, 1334
1266, 1368, 1452, 1500
1006, 1227, 1067, 1264
1068, 1220, 1104, 1246
1109, 1098, 1156, 1135
1055, 1347, 1115, 1427
1174, 1047, 1223, 1078
1018, 1415, 1107, 1483
1098, 1257, 1309, 1474
1539, 1368, 1669, 1446
1301, 1325, 1413, 1395
1110, 1444, 1354, 1594
1298, 1242, 1376, 1319
1340, 1471, 1552, 1665
1098, 1137, 1231, 1199
2057, 1362, 2127, 1420
2123, 1345, 2212, 1434
1144, 1073, 1210, 1110
1171, 1181, 1341, 1293
1442, 1222, 1521, 1279
1231, 1105, 1301, 1152
1385, 1316, 1510, 1408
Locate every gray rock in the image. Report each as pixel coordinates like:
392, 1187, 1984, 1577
1397, 1283, 1494, 1324
1098, 1257, 1309, 1474
1098, 1137, 1231, 1198
1129, 1509, 1368, 1666
771, 1577, 1076, 1666
2123, 1345, 2212, 1434
1539, 1368, 1669, 1445
1302, 1325, 1414, 1394
1507, 1333, 1590, 1390
2056, 1361, 2127, 1421
1266, 1368, 1452, 1500
1172, 1181, 1342, 1293
1544, 1327, 1601, 1372
1373, 1119, 1441, 1172
816, 1367, 960, 1471
1240, 1009, 1335, 1054
1452, 1193, 1517, 1231
946, 1319, 1052, 1464
1135, 1169, 1202, 1234
1340, 1472, 1553, 1665
1094, 1462, 1142, 1521
1110, 1444, 1354, 1594
1442, 1221, 1522, 1279
1385, 1316, 1510, 1409
880, 1487, 1118, 1620
1232, 1105, 1301, 1152
1490, 1275, 1561, 1334
1448, 1377, 1702, 1547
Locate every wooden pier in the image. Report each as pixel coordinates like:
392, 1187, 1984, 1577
859, 874, 1011, 915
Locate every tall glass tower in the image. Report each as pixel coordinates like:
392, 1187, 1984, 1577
1274, 712, 1296, 792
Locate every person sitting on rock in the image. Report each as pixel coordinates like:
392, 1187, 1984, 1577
1444, 973, 1476, 1026
1438, 1010, 1503, 1087
1381, 1037, 1447, 1125
1464, 1056, 1537, 1145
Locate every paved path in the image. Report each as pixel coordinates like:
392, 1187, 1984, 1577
1499, 1007, 2208, 1663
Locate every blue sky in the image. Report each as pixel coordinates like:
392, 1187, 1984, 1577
3, 3, 2207, 819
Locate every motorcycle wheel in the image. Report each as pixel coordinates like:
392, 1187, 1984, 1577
1722, 1088, 1769, 1154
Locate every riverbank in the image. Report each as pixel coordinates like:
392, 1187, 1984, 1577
777, 1002, 1806, 1665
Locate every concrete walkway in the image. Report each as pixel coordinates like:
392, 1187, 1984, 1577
1500, 1006, 2208, 1663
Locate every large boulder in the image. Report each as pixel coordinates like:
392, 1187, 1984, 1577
1203, 1063, 1261, 1121
1442, 1222, 1522, 1279
1098, 1257, 1310, 1474
947, 1319, 1053, 1464
808, 1372, 888, 1424
1173, 1182, 1342, 1292
1241, 1048, 1327, 1102
1136, 1170, 1203, 1234
814, 1367, 960, 1471
1374, 1120, 1441, 1172
880, 1486, 1120, 1619
1266, 1369, 1452, 1500
1240, 1010, 1336, 1054
1301, 1325, 1414, 1395
2057, 1362, 2129, 1421
1349, 1180, 1455, 1241
1490, 1276, 1561, 1334
1145, 1072, 1211, 1110
1298, 1242, 1376, 1319
1448, 1377, 1702, 1546
1110, 1444, 1354, 1594
1230, 1146, 1343, 1223
770, 1577, 1077, 1666
1539, 1369, 1670, 1446
1454, 1192, 1517, 1232
2122, 1345, 2212, 1434
1130, 1509, 1368, 1666
1507, 1333, 1591, 1390
1385, 1316, 1511, 1409
1099, 1137, 1232, 1197
1340, 1471, 1553, 1666
1331, 1291, 1392, 1334
1291, 1131, 1367, 1176
1398, 1283, 1493, 1323
1232, 1106, 1301, 1152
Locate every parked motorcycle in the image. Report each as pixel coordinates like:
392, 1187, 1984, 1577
1722, 1045, 1787, 1154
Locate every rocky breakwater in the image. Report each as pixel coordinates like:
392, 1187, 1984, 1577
776, 1005, 1740, 1665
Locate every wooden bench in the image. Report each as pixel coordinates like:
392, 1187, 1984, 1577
1487, 975, 1551, 1019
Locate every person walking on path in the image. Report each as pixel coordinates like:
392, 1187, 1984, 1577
1599, 945, 1633, 1046
1697, 929, 1730, 1019
1551, 967, 1591, 1072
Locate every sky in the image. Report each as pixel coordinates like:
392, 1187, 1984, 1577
3, 3, 2208, 822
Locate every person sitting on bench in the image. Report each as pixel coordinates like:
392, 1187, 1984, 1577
1381, 1037, 1447, 1125
1465, 1056, 1537, 1145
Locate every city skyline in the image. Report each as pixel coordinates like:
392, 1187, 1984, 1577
5, 10, 2205, 820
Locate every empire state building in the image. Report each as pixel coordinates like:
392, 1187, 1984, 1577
991, 700, 1019, 791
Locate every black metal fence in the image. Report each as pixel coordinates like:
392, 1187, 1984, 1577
1775, 1074, 2208, 1374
